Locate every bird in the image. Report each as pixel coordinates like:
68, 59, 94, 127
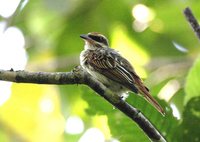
80, 32, 165, 115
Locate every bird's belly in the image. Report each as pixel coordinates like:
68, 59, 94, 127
80, 51, 129, 98
86, 67, 128, 96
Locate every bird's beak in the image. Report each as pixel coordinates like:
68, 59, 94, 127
80, 34, 90, 40
80, 34, 94, 45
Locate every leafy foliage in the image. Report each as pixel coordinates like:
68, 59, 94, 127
185, 56, 200, 104
182, 97, 200, 141
0, 0, 200, 142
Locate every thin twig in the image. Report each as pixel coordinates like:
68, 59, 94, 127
0, 67, 166, 142
184, 7, 200, 41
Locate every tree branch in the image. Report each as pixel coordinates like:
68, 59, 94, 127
0, 67, 166, 142
184, 7, 200, 41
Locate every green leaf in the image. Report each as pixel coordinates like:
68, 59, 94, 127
185, 56, 200, 104
175, 96, 200, 142
81, 86, 115, 115
108, 111, 149, 142
83, 89, 179, 142
108, 94, 179, 142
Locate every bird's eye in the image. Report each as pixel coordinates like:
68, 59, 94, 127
88, 34, 108, 46
88, 35, 102, 42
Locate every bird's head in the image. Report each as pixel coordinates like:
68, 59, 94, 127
80, 32, 109, 50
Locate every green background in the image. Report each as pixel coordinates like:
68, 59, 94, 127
0, 0, 200, 142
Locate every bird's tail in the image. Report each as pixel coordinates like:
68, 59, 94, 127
142, 89, 165, 116
134, 78, 165, 115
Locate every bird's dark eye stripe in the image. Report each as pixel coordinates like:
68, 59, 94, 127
88, 35, 108, 46
89, 35, 102, 42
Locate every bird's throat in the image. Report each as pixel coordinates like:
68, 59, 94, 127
84, 42, 96, 50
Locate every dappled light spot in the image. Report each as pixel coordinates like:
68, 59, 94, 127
170, 103, 180, 119
0, 23, 27, 105
79, 128, 105, 142
195, 137, 199, 142
158, 79, 180, 102
132, 4, 155, 32
110, 138, 120, 142
0, 0, 21, 18
0, 82, 12, 106
40, 98, 54, 113
65, 116, 84, 134
132, 20, 148, 32
0, 25, 27, 69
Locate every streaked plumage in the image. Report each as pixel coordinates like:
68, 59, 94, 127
80, 32, 165, 115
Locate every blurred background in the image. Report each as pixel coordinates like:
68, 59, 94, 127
0, 0, 200, 142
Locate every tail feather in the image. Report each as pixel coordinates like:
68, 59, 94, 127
143, 90, 165, 116
134, 78, 165, 115
131, 72, 165, 115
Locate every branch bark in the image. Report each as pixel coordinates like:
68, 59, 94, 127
184, 7, 200, 41
0, 67, 166, 142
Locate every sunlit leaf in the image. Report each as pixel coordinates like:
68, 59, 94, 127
185, 56, 200, 104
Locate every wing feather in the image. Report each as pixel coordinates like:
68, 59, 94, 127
86, 48, 137, 92
85, 48, 165, 114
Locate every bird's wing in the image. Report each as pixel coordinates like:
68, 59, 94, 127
86, 49, 138, 93
86, 48, 165, 115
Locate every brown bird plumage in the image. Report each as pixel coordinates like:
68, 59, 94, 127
80, 32, 165, 115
